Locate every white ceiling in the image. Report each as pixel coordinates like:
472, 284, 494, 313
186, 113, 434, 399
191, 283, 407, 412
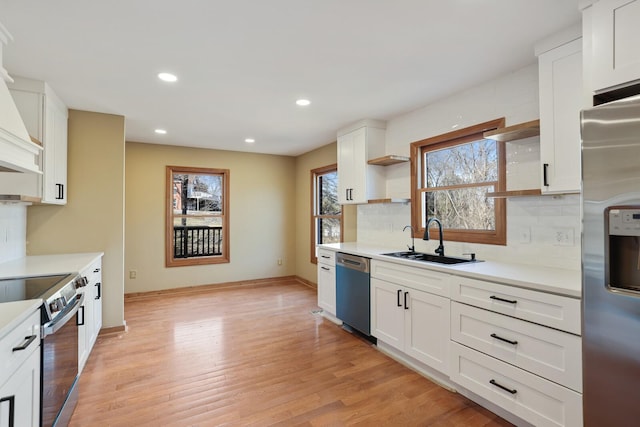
0, 0, 581, 156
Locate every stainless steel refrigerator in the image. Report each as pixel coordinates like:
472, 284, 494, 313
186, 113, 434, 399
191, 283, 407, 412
582, 94, 640, 426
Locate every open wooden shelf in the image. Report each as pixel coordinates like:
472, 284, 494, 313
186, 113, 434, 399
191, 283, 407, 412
485, 189, 542, 198
368, 155, 410, 166
483, 119, 540, 142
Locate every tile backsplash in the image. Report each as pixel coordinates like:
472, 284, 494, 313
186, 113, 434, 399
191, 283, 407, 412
0, 203, 27, 263
357, 194, 581, 271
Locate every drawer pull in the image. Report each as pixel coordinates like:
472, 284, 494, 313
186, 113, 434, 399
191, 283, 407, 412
489, 295, 517, 304
490, 333, 518, 346
404, 291, 409, 310
490, 379, 517, 395
321, 255, 330, 259
397, 289, 402, 307
321, 266, 330, 271
12, 335, 37, 352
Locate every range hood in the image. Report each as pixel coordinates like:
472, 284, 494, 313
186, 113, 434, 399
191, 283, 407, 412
0, 21, 41, 174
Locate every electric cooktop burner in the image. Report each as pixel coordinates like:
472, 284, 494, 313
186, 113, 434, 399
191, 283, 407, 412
0, 274, 74, 304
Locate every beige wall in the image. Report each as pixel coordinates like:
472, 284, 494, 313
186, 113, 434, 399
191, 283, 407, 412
125, 142, 296, 293
294, 142, 356, 284
27, 110, 125, 329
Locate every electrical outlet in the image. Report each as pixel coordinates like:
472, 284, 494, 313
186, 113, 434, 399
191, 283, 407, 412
553, 228, 574, 246
277, 259, 283, 266
518, 226, 531, 244
129, 270, 137, 279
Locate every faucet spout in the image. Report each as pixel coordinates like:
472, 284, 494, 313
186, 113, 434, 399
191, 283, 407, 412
423, 217, 445, 256
403, 225, 415, 252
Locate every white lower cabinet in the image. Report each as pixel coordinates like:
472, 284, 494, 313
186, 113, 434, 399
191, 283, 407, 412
0, 309, 41, 427
78, 257, 103, 373
451, 302, 582, 392
317, 248, 337, 318
451, 342, 582, 427
371, 276, 450, 374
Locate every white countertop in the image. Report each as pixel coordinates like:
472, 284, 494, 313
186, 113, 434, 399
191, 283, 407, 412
0, 299, 42, 340
320, 242, 581, 298
0, 252, 104, 338
0, 252, 103, 279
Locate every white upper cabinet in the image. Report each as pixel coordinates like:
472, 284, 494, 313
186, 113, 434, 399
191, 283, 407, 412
537, 37, 583, 194
1, 77, 68, 204
592, 0, 640, 92
337, 120, 386, 204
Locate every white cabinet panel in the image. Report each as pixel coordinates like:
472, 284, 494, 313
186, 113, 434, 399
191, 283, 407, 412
371, 259, 450, 298
0, 348, 40, 427
538, 38, 583, 194
317, 248, 337, 317
78, 257, 103, 373
451, 302, 582, 392
337, 123, 385, 204
371, 276, 449, 374
450, 276, 581, 334
451, 342, 583, 427
592, 0, 640, 91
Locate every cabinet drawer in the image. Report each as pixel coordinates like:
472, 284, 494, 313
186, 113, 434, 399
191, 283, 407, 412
0, 309, 41, 388
371, 260, 450, 297
450, 342, 583, 427
317, 248, 336, 266
81, 258, 102, 285
451, 302, 581, 392
450, 276, 580, 334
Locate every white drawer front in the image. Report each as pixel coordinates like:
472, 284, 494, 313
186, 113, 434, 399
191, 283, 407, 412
450, 342, 583, 427
451, 302, 582, 392
450, 276, 581, 334
317, 248, 336, 266
0, 309, 41, 388
371, 260, 450, 297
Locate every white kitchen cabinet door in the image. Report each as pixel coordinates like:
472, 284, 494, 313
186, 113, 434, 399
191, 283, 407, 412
371, 278, 404, 351
1, 78, 69, 204
404, 288, 450, 375
337, 124, 385, 204
592, 0, 640, 92
0, 348, 40, 427
78, 257, 103, 373
538, 38, 583, 194
317, 263, 337, 316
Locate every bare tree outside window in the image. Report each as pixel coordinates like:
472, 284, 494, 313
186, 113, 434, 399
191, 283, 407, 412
410, 119, 506, 245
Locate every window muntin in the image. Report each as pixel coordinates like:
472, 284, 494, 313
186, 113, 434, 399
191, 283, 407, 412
311, 165, 342, 263
166, 166, 229, 267
411, 119, 506, 245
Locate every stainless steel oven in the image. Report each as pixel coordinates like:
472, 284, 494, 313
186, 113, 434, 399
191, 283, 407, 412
0, 273, 86, 427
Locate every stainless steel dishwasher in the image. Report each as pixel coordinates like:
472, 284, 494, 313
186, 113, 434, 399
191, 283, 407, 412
336, 252, 372, 338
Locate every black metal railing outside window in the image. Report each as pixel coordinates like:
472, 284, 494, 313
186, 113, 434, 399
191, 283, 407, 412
173, 226, 223, 258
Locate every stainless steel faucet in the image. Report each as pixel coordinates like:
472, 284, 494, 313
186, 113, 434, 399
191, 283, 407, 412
423, 217, 445, 256
402, 225, 415, 252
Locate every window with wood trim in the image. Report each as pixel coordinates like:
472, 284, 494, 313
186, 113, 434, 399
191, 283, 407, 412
311, 164, 342, 263
166, 166, 230, 267
410, 118, 506, 245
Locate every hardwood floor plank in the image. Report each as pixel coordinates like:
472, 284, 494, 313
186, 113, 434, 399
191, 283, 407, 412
69, 280, 512, 426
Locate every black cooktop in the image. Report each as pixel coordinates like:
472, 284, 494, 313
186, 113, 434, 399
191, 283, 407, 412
0, 274, 71, 304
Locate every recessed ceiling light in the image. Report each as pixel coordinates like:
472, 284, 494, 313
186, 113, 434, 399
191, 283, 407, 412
155, 129, 167, 134
245, 138, 255, 143
158, 72, 177, 82
296, 99, 311, 106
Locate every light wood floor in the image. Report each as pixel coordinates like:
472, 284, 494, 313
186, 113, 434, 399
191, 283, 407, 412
69, 278, 512, 426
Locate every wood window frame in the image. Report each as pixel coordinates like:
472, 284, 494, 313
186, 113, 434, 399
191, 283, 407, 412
310, 164, 343, 264
165, 165, 230, 267
410, 118, 506, 246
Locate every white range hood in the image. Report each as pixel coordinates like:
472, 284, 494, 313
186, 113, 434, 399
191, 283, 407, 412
0, 21, 41, 174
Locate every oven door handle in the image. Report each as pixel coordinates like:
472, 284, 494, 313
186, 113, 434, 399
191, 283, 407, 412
42, 292, 85, 337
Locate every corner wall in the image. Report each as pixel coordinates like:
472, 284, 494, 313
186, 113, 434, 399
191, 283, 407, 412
27, 110, 126, 328
125, 142, 296, 293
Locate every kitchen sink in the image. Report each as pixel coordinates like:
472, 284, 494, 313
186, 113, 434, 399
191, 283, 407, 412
381, 251, 478, 265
